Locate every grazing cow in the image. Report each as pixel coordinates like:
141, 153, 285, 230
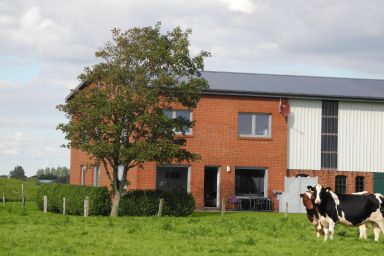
300, 191, 367, 239
309, 184, 384, 241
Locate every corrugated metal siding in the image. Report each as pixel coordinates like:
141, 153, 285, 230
338, 102, 384, 172
288, 99, 322, 170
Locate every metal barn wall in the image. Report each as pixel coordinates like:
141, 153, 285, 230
288, 99, 322, 170
338, 101, 384, 172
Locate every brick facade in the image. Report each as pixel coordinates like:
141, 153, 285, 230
287, 169, 374, 194
69, 94, 376, 211
70, 95, 288, 210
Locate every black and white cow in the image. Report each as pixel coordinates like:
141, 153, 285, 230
300, 190, 367, 239
308, 184, 384, 241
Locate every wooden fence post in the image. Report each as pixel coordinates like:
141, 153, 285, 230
2, 193, 5, 206
21, 184, 25, 209
285, 202, 288, 218
43, 196, 47, 213
157, 198, 164, 217
221, 199, 225, 217
84, 196, 89, 217
63, 197, 66, 215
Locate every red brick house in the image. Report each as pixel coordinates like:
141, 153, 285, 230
67, 71, 384, 210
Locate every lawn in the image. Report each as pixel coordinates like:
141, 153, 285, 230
1, 204, 384, 256
0, 178, 37, 201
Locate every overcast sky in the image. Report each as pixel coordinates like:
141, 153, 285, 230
1, 0, 384, 176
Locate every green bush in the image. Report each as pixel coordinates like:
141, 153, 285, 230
36, 184, 111, 216
0, 178, 37, 202
119, 190, 195, 216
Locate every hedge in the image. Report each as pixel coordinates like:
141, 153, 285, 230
119, 190, 195, 216
36, 184, 111, 216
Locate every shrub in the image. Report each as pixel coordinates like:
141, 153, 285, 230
36, 184, 111, 216
119, 190, 195, 216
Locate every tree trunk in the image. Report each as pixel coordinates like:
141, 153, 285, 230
110, 191, 121, 217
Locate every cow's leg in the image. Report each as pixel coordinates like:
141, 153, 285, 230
372, 222, 381, 242
328, 221, 335, 240
316, 223, 323, 238
358, 224, 367, 239
323, 226, 329, 241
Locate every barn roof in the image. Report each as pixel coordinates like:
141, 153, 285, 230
200, 71, 384, 102
66, 71, 384, 102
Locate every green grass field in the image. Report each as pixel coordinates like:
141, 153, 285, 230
1, 203, 383, 256
0, 178, 37, 201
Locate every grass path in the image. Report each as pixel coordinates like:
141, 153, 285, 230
1, 203, 383, 256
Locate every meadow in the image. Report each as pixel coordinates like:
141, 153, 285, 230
1, 203, 384, 256
0, 178, 37, 201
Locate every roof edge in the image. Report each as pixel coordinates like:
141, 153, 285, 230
65, 81, 87, 102
202, 89, 384, 103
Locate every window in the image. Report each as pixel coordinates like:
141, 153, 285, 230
81, 165, 86, 186
238, 113, 271, 137
356, 176, 364, 192
335, 175, 346, 194
235, 168, 266, 197
157, 166, 189, 192
321, 101, 338, 169
163, 109, 192, 135
93, 166, 99, 187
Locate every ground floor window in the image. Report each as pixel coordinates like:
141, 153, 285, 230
355, 176, 364, 192
156, 166, 189, 192
235, 168, 266, 197
93, 166, 99, 187
335, 175, 346, 194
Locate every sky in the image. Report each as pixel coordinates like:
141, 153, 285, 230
1, 0, 384, 176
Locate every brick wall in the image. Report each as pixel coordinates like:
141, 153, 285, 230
287, 169, 374, 193
70, 95, 288, 210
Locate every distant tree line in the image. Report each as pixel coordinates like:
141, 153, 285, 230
36, 166, 70, 184
0, 166, 70, 184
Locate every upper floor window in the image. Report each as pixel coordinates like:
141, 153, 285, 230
238, 113, 271, 138
335, 175, 346, 194
164, 109, 192, 135
321, 101, 338, 169
93, 165, 100, 187
355, 176, 364, 192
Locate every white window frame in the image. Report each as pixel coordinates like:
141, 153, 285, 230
165, 109, 193, 135
238, 112, 272, 138
93, 166, 100, 187
118, 165, 124, 181
81, 165, 86, 186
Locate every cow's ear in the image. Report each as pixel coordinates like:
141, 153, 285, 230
307, 186, 315, 191
300, 193, 304, 198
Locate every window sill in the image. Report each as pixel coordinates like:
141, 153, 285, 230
238, 136, 272, 141
175, 134, 193, 138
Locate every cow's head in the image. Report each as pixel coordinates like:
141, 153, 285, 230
300, 191, 314, 210
311, 184, 331, 205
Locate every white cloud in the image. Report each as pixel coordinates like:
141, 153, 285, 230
0, 132, 25, 156
221, 0, 256, 14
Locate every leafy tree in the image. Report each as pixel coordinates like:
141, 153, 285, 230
9, 166, 26, 180
57, 23, 210, 216
0, 174, 8, 178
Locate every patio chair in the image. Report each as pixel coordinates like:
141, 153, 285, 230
228, 194, 242, 211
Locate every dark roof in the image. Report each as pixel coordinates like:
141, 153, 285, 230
66, 71, 384, 102
200, 71, 384, 101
